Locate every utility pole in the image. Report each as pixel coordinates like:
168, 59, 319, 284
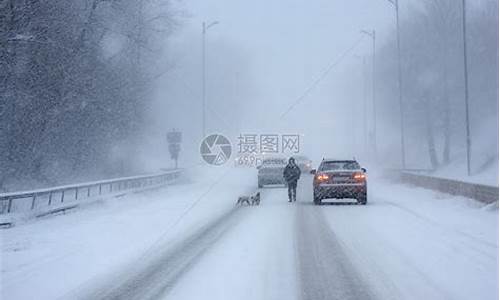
387, 0, 406, 169
371, 30, 377, 157
202, 22, 206, 140
353, 54, 368, 154
361, 29, 377, 157
461, 0, 472, 176
395, 0, 406, 169
363, 56, 368, 154
202, 21, 219, 140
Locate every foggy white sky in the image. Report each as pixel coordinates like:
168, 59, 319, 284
153, 0, 403, 162
179, 0, 396, 118
149, 0, 491, 165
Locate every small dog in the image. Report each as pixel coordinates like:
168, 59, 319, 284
251, 192, 260, 206
236, 195, 251, 205
236, 191, 260, 206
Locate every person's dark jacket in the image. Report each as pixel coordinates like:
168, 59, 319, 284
283, 163, 301, 184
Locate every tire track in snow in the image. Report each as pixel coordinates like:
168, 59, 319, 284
295, 176, 454, 300
76, 206, 246, 300
295, 203, 378, 300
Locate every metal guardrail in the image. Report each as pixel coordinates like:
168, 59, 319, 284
0, 170, 182, 214
398, 171, 498, 204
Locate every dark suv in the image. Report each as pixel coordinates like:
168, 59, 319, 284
311, 159, 367, 205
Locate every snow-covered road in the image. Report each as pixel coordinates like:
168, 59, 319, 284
164, 175, 499, 300
1, 169, 498, 300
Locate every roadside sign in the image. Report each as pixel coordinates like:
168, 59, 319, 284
167, 129, 182, 169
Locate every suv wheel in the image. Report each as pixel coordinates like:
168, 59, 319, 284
357, 193, 367, 205
313, 195, 322, 205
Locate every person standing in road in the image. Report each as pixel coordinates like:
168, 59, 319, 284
283, 157, 301, 202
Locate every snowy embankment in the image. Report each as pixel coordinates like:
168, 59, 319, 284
0, 165, 256, 300
428, 158, 499, 187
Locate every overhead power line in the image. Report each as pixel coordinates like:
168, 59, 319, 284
280, 36, 366, 119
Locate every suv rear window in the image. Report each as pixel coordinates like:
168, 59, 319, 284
320, 161, 360, 171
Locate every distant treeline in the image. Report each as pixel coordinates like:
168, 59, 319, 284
0, 0, 178, 191
373, 0, 498, 170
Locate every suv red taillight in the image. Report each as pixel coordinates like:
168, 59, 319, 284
314, 173, 329, 183
353, 172, 366, 182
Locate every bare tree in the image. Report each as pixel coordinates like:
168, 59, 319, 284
0, 0, 179, 191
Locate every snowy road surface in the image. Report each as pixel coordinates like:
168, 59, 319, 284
1, 168, 498, 300
166, 176, 498, 300
296, 201, 376, 300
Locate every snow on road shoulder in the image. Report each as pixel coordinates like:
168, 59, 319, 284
320, 178, 498, 300
372, 179, 498, 244
428, 160, 499, 187
1, 165, 256, 300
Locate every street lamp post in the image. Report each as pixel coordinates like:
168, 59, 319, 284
387, 0, 406, 169
202, 21, 219, 139
354, 54, 368, 154
361, 29, 377, 157
362, 56, 368, 154
461, 0, 472, 176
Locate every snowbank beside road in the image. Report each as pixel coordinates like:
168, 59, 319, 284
426, 158, 498, 187
1, 165, 256, 300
